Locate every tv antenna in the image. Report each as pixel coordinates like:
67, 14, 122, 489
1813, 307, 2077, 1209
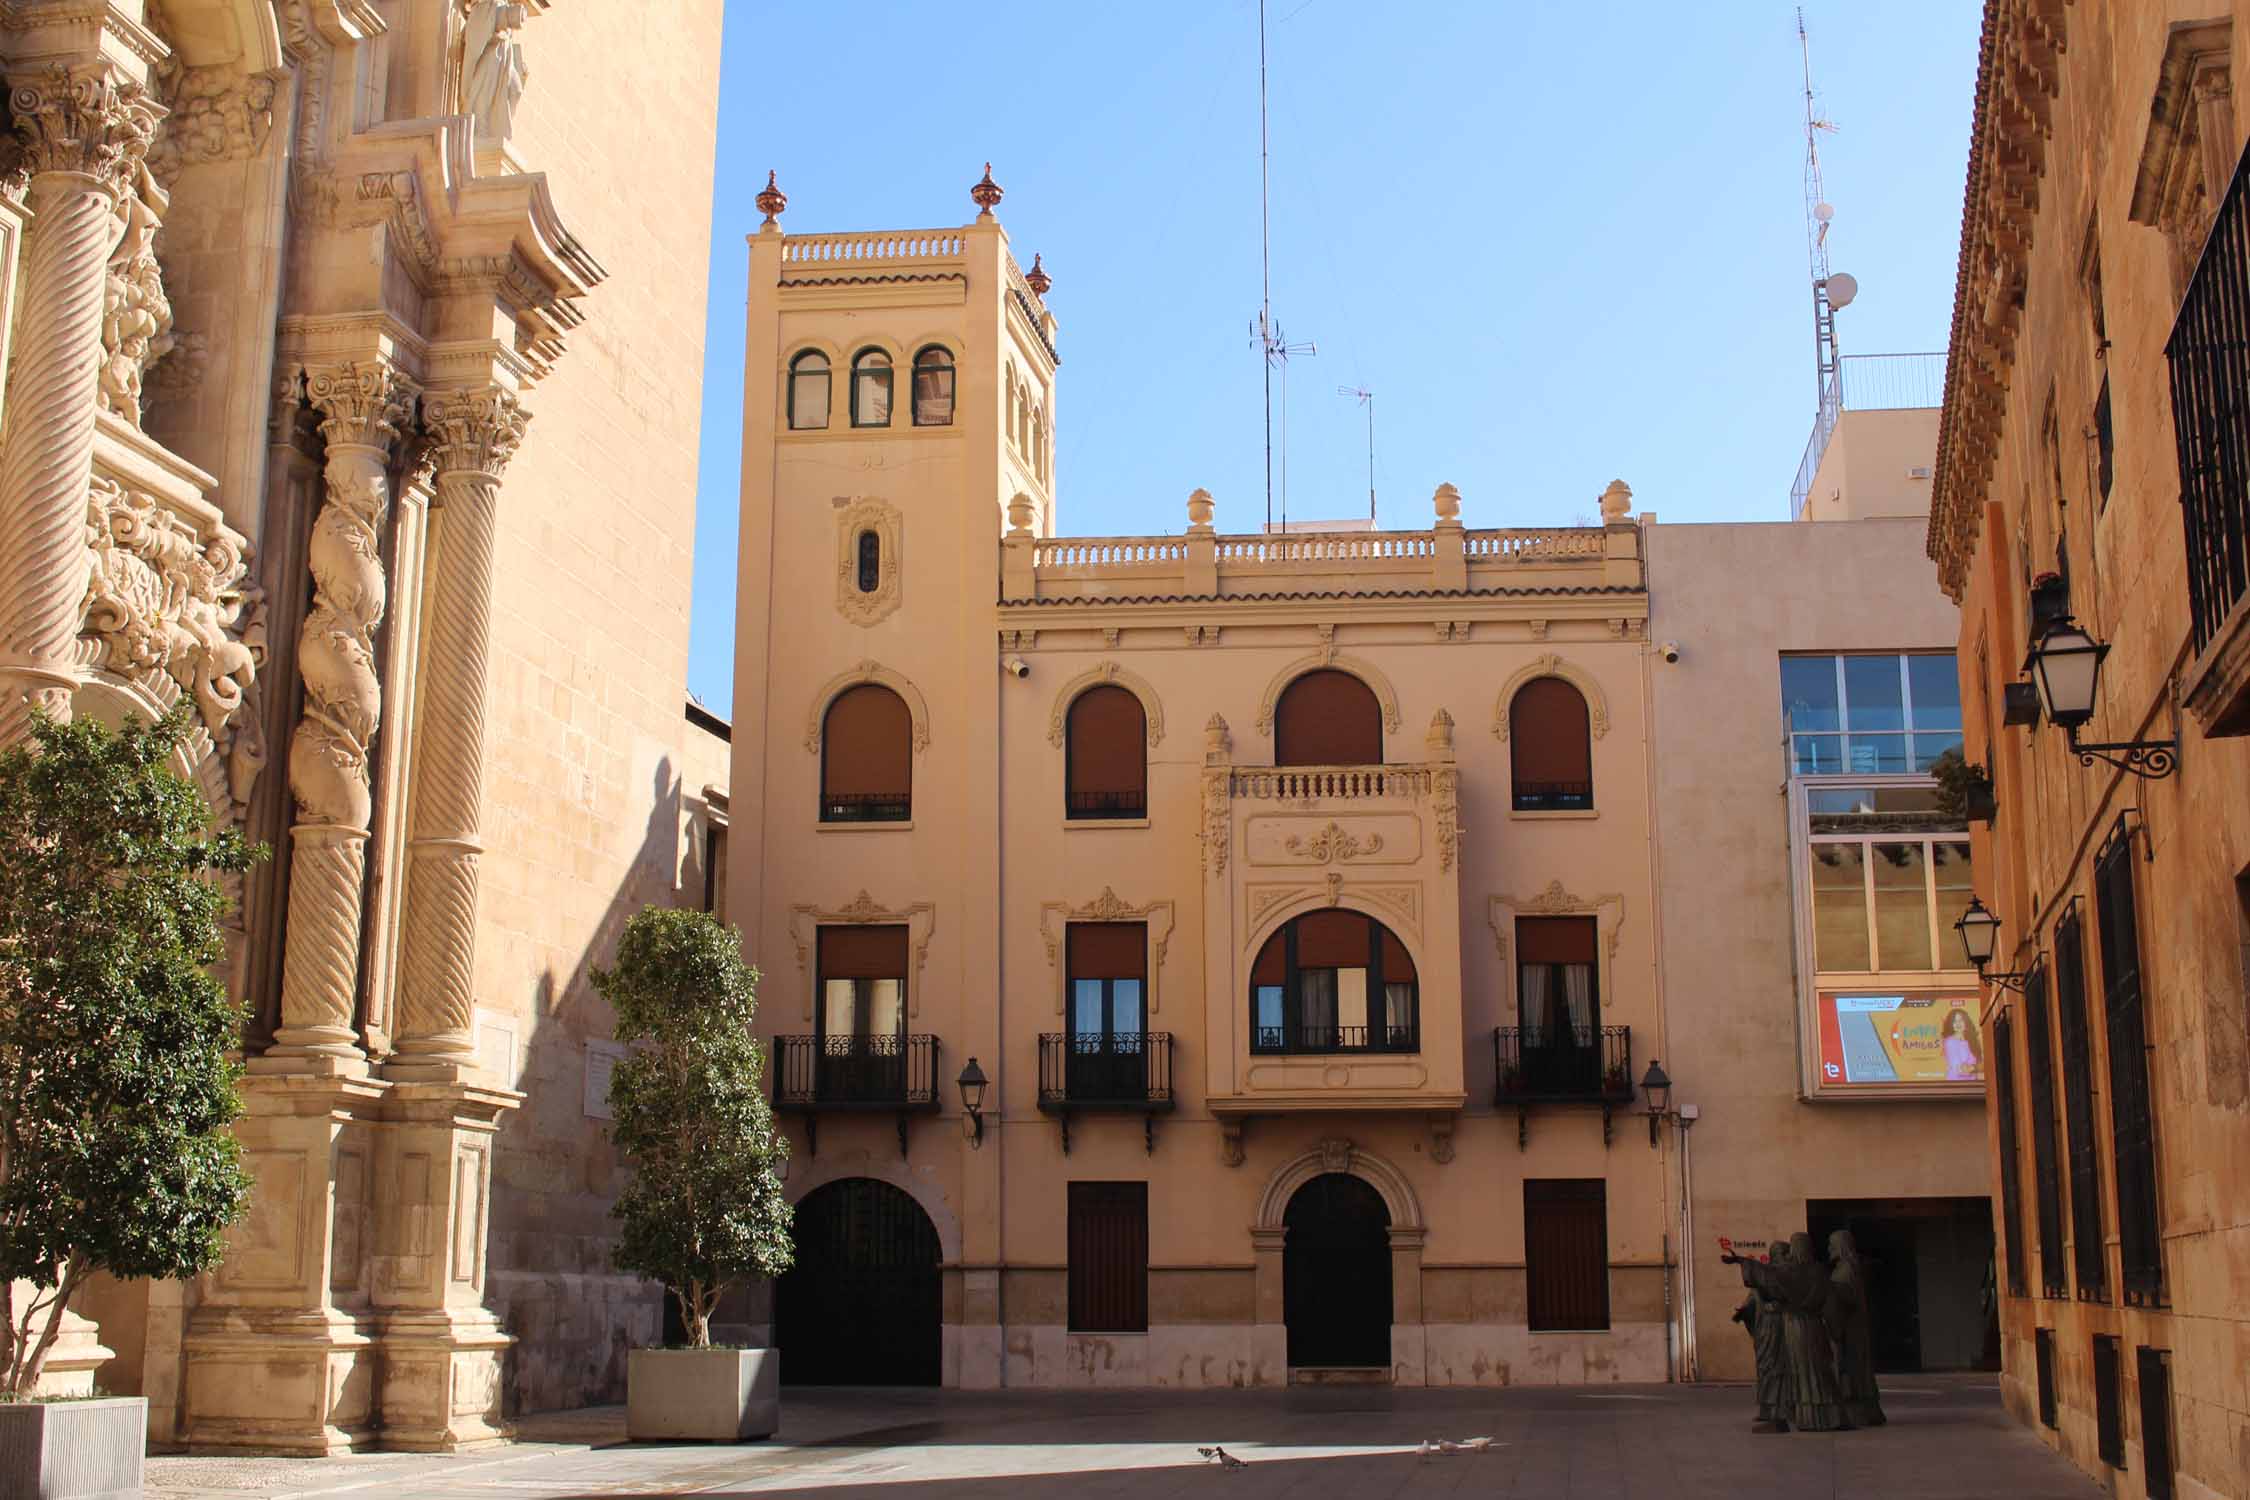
1799, 8, 1855, 410
1338, 385, 1375, 523
1250, 0, 1317, 533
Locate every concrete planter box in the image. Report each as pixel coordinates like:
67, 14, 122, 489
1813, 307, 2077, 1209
627, 1348, 777, 1442
0, 1396, 146, 1500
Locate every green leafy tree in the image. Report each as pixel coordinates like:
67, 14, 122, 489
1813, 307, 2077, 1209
597, 906, 792, 1348
0, 711, 259, 1397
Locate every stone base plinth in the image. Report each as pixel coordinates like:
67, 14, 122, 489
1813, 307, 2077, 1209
377, 1312, 513, 1452
178, 1312, 380, 1455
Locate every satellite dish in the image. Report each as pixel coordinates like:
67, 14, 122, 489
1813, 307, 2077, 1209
1814, 202, 1835, 223
1825, 272, 1858, 310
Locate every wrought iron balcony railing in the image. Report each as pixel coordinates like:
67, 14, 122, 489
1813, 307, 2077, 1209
2169, 137, 2250, 662
1250, 1022, 1419, 1056
1512, 778, 1593, 812
1066, 789, 1148, 819
820, 791, 912, 823
1493, 1024, 1633, 1145
1036, 1033, 1174, 1153
772, 1034, 939, 1155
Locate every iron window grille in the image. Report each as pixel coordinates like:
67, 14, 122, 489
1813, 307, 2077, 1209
2053, 905, 2109, 1301
819, 791, 911, 823
2166, 131, 2250, 654
1993, 1013, 2029, 1297
2093, 1334, 2124, 1469
2095, 819, 2165, 1305
2034, 1327, 2057, 1427
1511, 779, 1593, 812
2138, 1347, 2175, 1500
1065, 789, 1147, 819
2021, 961, 2070, 1299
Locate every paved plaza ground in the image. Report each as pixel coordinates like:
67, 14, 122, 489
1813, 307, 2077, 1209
147, 1377, 2097, 1499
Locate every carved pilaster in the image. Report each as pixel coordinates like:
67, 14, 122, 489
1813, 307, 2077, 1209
391, 387, 527, 1079
0, 68, 162, 749
263, 360, 418, 1074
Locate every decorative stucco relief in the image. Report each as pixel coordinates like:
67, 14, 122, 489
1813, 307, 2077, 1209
1491, 652, 1611, 740
1045, 659, 1164, 748
1282, 822, 1384, 863
786, 891, 937, 1020
1487, 880, 1625, 961
802, 660, 931, 755
834, 496, 902, 626
1036, 887, 1175, 1014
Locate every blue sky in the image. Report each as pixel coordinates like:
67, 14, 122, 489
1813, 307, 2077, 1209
686, 2, 1982, 716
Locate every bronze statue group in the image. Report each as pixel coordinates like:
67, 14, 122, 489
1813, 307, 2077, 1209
1723, 1230, 1885, 1433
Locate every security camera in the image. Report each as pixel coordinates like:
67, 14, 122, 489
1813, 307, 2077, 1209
1003, 656, 1030, 679
1659, 641, 1682, 664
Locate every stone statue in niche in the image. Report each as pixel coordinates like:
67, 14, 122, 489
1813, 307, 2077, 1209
461, 0, 530, 151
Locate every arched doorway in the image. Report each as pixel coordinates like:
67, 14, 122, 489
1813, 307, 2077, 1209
776, 1178, 941, 1385
1283, 1172, 1392, 1368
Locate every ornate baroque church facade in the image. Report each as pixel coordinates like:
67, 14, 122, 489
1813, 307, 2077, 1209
0, 0, 726, 1453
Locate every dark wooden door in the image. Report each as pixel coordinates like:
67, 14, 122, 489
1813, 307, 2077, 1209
1283, 1173, 1391, 1367
777, 1178, 941, 1385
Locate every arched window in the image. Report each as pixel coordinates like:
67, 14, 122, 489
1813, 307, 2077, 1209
1509, 677, 1593, 810
1274, 669, 1383, 766
1250, 910, 1418, 1054
788, 350, 830, 430
912, 346, 955, 426
1065, 685, 1147, 820
850, 348, 893, 428
821, 684, 911, 822
855, 529, 881, 593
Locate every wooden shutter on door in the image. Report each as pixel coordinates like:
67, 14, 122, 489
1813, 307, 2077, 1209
818, 924, 909, 981
1067, 1182, 1148, 1332
1067, 922, 1146, 981
1515, 916, 1596, 965
1524, 1179, 1609, 1331
822, 685, 912, 800
1273, 669, 1383, 766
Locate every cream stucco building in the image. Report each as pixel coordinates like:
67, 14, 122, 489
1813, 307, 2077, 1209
724, 176, 1995, 1389
0, 0, 728, 1453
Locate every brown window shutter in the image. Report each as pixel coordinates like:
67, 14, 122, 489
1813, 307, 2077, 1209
1273, 669, 1383, 766
1525, 1178, 1610, 1331
818, 924, 909, 981
1066, 686, 1147, 810
1068, 1181, 1149, 1333
1293, 909, 1373, 969
1510, 677, 1592, 784
1380, 927, 1416, 984
822, 684, 912, 800
1515, 916, 1597, 965
1067, 922, 1146, 981
1250, 928, 1286, 986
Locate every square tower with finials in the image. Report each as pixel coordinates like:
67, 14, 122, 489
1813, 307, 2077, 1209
727, 164, 1060, 984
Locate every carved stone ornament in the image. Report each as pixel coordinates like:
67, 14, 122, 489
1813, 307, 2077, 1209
1200, 768, 1230, 876
1432, 766, 1459, 872
458, 0, 531, 153
1283, 822, 1384, 865
144, 69, 277, 183
786, 893, 937, 1020
78, 478, 265, 809
8, 67, 162, 196
1046, 659, 1164, 748
1490, 884, 1626, 960
99, 148, 171, 425
1318, 1137, 1354, 1175
1037, 889, 1176, 1013
835, 496, 903, 627
423, 387, 530, 479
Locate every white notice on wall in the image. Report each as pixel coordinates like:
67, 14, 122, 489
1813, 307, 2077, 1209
584, 1039, 628, 1120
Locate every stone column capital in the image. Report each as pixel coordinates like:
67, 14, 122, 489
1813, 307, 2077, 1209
421, 387, 530, 482
302, 359, 420, 456
6, 65, 162, 198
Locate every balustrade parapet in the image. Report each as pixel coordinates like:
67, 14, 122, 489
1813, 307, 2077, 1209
780, 230, 967, 268
1227, 763, 1438, 801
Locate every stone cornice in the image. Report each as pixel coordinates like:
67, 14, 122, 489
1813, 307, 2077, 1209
1927, 0, 2070, 603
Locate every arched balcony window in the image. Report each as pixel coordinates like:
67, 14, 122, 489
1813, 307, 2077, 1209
820, 683, 911, 822
850, 348, 893, 428
1509, 677, 1593, 810
912, 346, 956, 426
1250, 910, 1418, 1054
1274, 669, 1383, 766
787, 350, 830, 431
1066, 685, 1147, 820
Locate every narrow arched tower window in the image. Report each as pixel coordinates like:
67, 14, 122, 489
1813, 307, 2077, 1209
851, 349, 893, 427
912, 346, 955, 426
856, 530, 881, 593
788, 351, 830, 430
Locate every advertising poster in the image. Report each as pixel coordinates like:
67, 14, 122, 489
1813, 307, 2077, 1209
1814, 990, 1983, 1091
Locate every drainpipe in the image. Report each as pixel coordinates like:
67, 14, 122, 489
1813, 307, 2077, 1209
1676, 1109, 1699, 1381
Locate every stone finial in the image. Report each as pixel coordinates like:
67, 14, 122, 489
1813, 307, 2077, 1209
1025, 253, 1051, 295
1426, 706, 1456, 755
1005, 491, 1035, 536
1204, 712, 1231, 757
1186, 487, 1215, 532
1599, 479, 1633, 523
1433, 482, 1462, 524
756, 169, 787, 229
971, 162, 1004, 218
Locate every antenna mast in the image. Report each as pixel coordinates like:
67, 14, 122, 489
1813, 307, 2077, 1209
1339, 385, 1375, 523
1249, 0, 1315, 533
1800, 8, 1843, 408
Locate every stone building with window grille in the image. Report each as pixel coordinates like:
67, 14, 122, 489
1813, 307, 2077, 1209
725, 169, 1992, 1391
1928, 4, 2250, 1496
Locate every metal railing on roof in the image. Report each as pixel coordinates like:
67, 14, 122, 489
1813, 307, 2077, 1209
1790, 352, 1947, 519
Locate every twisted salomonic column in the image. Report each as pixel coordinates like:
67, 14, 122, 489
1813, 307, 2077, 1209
268, 362, 417, 1068
392, 388, 527, 1075
0, 69, 160, 749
